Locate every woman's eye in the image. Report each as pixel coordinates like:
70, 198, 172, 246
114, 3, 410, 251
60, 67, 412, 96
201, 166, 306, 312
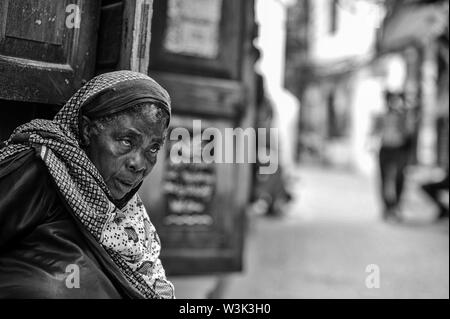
120, 139, 132, 147
150, 144, 161, 154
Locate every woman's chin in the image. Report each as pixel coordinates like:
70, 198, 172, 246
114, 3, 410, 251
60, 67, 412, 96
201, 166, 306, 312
107, 180, 133, 200
109, 187, 128, 202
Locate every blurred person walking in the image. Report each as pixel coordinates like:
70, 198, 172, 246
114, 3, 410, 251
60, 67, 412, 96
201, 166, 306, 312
251, 73, 292, 216
372, 91, 415, 221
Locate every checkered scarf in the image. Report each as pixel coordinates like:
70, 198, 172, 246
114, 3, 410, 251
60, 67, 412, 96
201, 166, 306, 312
0, 71, 174, 299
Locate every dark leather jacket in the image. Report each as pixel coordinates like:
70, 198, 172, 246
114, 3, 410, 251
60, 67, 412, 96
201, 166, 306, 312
0, 149, 144, 298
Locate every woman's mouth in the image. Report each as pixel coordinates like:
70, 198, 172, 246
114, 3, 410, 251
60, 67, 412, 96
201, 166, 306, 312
115, 178, 134, 190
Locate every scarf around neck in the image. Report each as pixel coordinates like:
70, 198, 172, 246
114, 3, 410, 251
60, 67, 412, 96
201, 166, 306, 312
0, 70, 175, 299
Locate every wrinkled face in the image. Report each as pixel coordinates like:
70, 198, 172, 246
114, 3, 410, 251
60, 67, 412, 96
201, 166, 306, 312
83, 105, 168, 201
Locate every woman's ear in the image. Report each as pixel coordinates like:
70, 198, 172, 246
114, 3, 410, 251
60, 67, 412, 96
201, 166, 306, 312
80, 115, 93, 147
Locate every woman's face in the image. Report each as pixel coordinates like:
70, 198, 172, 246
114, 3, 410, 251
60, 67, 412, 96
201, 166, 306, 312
83, 106, 167, 201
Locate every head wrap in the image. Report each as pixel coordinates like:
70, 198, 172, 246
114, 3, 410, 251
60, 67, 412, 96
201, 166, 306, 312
81, 78, 171, 120
0, 71, 174, 299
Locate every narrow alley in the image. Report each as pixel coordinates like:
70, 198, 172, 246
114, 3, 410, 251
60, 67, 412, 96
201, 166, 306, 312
224, 165, 449, 298
173, 165, 449, 298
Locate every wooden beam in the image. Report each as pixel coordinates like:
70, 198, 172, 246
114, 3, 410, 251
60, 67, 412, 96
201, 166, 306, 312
119, 0, 153, 73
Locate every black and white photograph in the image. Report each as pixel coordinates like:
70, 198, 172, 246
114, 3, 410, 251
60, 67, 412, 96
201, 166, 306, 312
0, 0, 448, 305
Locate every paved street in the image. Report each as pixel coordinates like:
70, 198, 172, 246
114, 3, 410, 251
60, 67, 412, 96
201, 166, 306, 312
171, 165, 449, 299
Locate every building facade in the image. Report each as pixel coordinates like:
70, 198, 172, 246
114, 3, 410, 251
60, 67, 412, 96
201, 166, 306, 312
286, 0, 449, 175
286, 0, 386, 175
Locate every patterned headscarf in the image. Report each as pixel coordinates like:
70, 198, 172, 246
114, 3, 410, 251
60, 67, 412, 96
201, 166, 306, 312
0, 71, 175, 299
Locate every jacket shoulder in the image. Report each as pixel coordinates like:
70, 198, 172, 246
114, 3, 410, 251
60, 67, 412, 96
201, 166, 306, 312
0, 148, 60, 249
0, 148, 48, 182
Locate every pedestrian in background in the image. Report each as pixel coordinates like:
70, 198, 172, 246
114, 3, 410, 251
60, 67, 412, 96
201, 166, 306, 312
251, 73, 292, 216
372, 91, 415, 221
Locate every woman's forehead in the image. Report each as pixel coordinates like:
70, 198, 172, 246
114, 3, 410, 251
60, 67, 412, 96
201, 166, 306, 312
106, 111, 167, 137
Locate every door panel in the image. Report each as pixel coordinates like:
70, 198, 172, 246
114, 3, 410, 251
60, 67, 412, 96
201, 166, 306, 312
151, 72, 244, 118
149, 0, 243, 80
5, 0, 65, 46
0, 0, 100, 105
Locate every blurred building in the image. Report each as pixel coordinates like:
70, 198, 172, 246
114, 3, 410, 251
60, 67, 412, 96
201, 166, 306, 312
286, 0, 386, 175
286, 0, 449, 175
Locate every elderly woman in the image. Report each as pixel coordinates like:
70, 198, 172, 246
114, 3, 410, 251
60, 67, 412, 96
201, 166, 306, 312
0, 71, 175, 298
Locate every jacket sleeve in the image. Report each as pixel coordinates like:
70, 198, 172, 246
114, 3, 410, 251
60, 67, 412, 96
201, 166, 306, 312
0, 149, 52, 250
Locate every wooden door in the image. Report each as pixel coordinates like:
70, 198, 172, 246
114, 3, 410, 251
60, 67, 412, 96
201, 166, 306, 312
141, 0, 257, 275
0, 0, 100, 105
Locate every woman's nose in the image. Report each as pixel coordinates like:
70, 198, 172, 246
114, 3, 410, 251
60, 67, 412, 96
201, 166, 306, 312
127, 151, 147, 173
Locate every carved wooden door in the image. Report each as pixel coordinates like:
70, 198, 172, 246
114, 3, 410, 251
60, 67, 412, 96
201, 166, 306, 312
141, 0, 256, 275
